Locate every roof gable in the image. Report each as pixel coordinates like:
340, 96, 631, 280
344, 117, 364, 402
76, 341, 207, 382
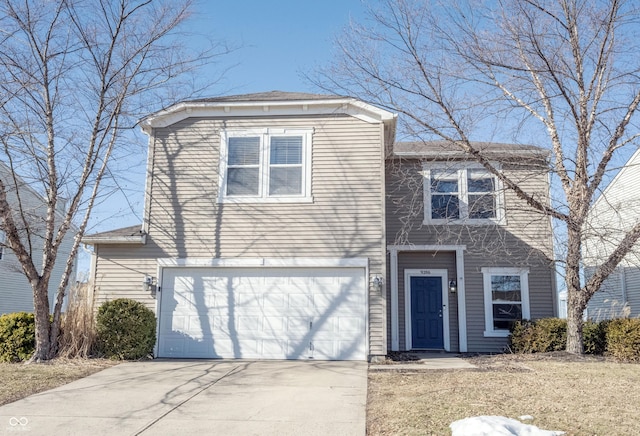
591, 147, 640, 212
140, 91, 397, 134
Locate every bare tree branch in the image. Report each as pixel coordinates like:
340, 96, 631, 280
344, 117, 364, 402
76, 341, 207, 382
314, 0, 640, 354
0, 0, 231, 361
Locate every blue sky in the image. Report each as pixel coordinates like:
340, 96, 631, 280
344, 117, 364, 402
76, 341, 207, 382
193, 0, 367, 94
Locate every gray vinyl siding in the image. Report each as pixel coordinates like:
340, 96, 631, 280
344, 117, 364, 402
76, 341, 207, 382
0, 231, 76, 315
462, 251, 556, 352
583, 150, 640, 320
584, 149, 640, 266
626, 268, 640, 318
0, 165, 76, 315
586, 266, 640, 320
386, 160, 554, 258
92, 114, 387, 356
386, 158, 556, 352
392, 251, 458, 352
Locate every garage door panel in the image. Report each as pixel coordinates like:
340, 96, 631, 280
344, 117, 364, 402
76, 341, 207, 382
288, 293, 312, 308
157, 267, 366, 360
263, 316, 286, 332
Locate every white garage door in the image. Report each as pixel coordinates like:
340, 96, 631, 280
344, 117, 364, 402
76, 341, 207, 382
156, 267, 367, 360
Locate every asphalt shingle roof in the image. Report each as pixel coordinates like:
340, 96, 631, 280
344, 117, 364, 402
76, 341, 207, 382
393, 140, 548, 159
186, 91, 347, 103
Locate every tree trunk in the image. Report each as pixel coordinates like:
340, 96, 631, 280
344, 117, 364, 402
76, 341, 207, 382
565, 225, 585, 354
566, 293, 585, 354
29, 280, 52, 362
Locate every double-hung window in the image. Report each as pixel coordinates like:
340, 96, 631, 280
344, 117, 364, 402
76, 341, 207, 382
424, 164, 505, 224
219, 128, 312, 202
482, 267, 530, 337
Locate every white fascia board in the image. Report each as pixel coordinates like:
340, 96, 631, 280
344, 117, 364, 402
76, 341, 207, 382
82, 234, 146, 245
157, 257, 369, 268
140, 99, 397, 133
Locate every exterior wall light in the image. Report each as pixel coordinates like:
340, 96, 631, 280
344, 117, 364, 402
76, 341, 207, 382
372, 276, 383, 293
449, 280, 457, 293
143, 275, 156, 292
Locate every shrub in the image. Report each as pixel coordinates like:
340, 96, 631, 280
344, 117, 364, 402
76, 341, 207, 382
509, 318, 566, 353
605, 318, 640, 362
0, 312, 36, 362
95, 299, 156, 360
583, 320, 609, 355
530, 318, 567, 352
509, 320, 536, 353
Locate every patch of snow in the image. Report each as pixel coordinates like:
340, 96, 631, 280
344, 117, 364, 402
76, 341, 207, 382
450, 416, 565, 436
519, 415, 535, 421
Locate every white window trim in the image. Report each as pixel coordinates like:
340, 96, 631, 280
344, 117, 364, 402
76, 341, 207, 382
218, 128, 313, 203
482, 267, 530, 337
422, 162, 506, 225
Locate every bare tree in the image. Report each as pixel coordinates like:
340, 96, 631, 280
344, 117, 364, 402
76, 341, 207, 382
0, 0, 229, 361
315, 0, 640, 353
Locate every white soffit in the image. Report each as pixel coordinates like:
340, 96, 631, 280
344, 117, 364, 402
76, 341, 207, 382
140, 98, 396, 133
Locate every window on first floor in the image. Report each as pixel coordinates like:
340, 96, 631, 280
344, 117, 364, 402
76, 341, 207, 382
218, 128, 313, 203
482, 267, 530, 337
424, 164, 505, 224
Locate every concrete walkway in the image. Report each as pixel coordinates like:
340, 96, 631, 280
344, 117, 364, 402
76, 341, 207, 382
0, 360, 367, 436
369, 353, 477, 371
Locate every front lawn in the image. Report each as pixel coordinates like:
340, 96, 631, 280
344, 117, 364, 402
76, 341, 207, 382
367, 353, 640, 435
0, 359, 116, 406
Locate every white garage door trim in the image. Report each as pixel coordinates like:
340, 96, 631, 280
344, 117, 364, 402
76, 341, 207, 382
154, 257, 370, 361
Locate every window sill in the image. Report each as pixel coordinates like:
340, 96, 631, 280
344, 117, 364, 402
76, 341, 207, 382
217, 196, 314, 204
483, 330, 510, 338
423, 218, 505, 226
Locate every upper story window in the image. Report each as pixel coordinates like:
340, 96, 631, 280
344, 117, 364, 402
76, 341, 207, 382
423, 164, 505, 224
219, 128, 313, 203
481, 267, 530, 337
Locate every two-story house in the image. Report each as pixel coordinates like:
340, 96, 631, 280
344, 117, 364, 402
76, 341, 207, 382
83, 91, 557, 360
0, 161, 76, 314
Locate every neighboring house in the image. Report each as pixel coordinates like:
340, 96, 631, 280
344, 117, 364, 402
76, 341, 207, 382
83, 91, 557, 360
558, 290, 568, 319
0, 162, 76, 314
386, 141, 557, 353
583, 148, 640, 320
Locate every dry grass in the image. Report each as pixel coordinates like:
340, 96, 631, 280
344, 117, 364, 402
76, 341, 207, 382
368, 353, 640, 435
58, 282, 96, 358
0, 358, 116, 406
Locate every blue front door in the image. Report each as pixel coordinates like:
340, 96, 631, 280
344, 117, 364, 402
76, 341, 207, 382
411, 276, 444, 349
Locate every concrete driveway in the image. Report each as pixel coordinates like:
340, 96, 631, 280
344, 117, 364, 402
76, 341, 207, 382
0, 360, 367, 436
